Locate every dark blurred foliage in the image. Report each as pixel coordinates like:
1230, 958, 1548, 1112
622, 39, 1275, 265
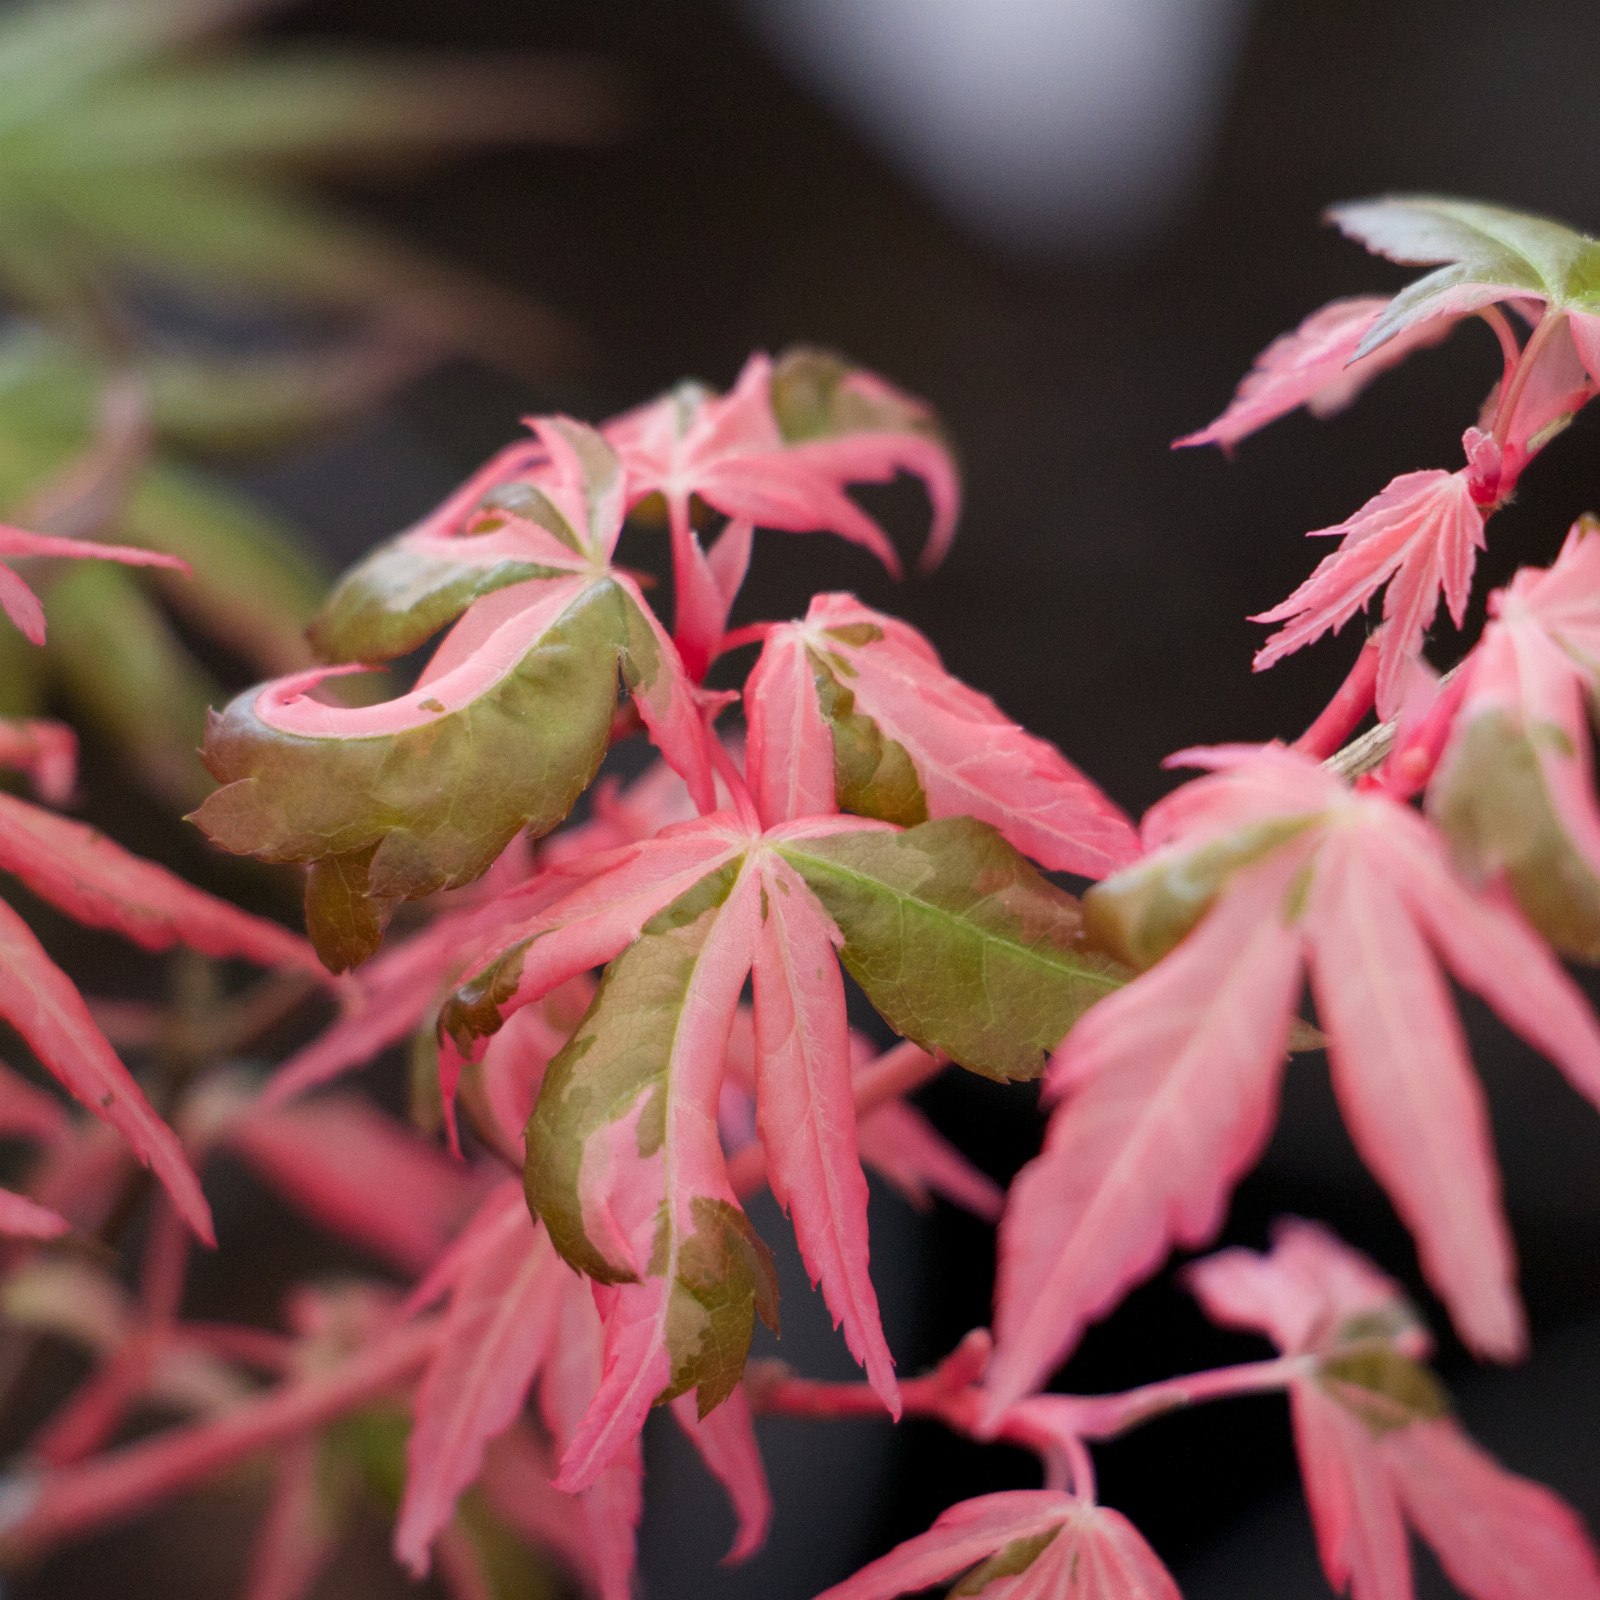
25, 0, 1600, 1595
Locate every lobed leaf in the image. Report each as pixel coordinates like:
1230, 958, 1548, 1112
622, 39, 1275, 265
1329, 196, 1600, 355
525, 861, 777, 1469
777, 817, 1124, 1082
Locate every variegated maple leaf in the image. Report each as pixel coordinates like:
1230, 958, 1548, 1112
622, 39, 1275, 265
194, 416, 712, 972
439, 800, 1121, 1487
1430, 516, 1600, 960
743, 592, 1137, 876
604, 347, 960, 675
813, 1490, 1178, 1600
1188, 1221, 1600, 1600
986, 743, 1600, 1415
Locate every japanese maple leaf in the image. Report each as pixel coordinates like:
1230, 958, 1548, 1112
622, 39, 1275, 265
395, 1178, 769, 1592
217, 1090, 493, 1275
1430, 516, 1600, 960
195, 415, 714, 971
603, 347, 960, 675
813, 1490, 1178, 1600
439, 798, 1117, 1487
721, 1026, 1004, 1223
744, 592, 1138, 876
1188, 1221, 1600, 1600
986, 743, 1600, 1415
0, 757, 326, 1247
0, 521, 189, 646
1175, 295, 1461, 452
1251, 469, 1485, 720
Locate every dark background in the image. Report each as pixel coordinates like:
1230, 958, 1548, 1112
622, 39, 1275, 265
48, 2, 1600, 1595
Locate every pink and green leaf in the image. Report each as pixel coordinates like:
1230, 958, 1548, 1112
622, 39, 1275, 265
777, 817, 1125, 1082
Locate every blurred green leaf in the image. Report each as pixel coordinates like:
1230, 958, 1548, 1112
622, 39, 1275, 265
0, 0, 612, 365
45, 560, 221, 807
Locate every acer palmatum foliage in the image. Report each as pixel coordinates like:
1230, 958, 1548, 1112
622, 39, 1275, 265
3, 201, 1600, 1600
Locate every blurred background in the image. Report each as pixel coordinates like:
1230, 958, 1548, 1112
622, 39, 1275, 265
10, 0, 1600, 1595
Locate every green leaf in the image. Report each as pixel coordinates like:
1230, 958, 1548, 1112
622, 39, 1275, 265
193, 577, 633, 970
1081, 816, 1320, 971
768, 344, 948, 449
46, 560, 220, 806
309, 535, 564, 666
1329, 196, 1600, 353
1431, 709, 1600, 962
810, 647, 928, 828
777, 817, 1125, 1082
124, 463, 327, 674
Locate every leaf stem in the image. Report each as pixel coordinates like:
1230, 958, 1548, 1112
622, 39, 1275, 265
1492, 307, 1566, 451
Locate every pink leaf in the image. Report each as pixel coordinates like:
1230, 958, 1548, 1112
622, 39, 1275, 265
0, 526, 187, 646
0, 897, 210, 1243
443, 818, 750, 1055
1185, 1218, 1416, 1358
1177, 296, 1456, 451
0, 1059, 70, 1146
1253, 470, 1485, 718
857, 1099, 1004, 1222
753, 854, 897, 1413
240, 1438, 336, 1600
396, 1204, 564, 1576
230, 1095, 487, 1273
988, 846, 1305, 1414
538, 1269, 644, 1600
816, 1491, 1075, 1600
0, 1187, 69, 1240
744, 623, 837, 829
1306, 820, 1525, 1359
0, 718, 76, 805
1373, 796, 1600, 1113
611, 568, 716, 812
670, 1386, 772, 1563
1383, 1418, 1600, 1600
816, 1493, 1177, 1600
0, 791, 320, 974
756, 595, 1138, 874
1293, 1382, 1412, 1600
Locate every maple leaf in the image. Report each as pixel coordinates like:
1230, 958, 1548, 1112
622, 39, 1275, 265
395, 1178, 771, 1591
986, 744, 1600, 1414
193, 416, 713, 972
812, 1489, 1179, 1600
1251, 469, 1485, 719
435, 806, 1118, 1487
1175, 295, 1460, 452
603, 347, 960, 675
744, 592, 1138, 875
1188, 1221, 1600, 1600
1431, 517, 1600, 960
0, 519, 189, 646
1326, 196, 1600, 359
220, 1091, 491, 1275
0, 716, 76, 804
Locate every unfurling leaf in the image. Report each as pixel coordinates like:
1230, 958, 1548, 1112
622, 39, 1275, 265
194, 420, 711, 970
